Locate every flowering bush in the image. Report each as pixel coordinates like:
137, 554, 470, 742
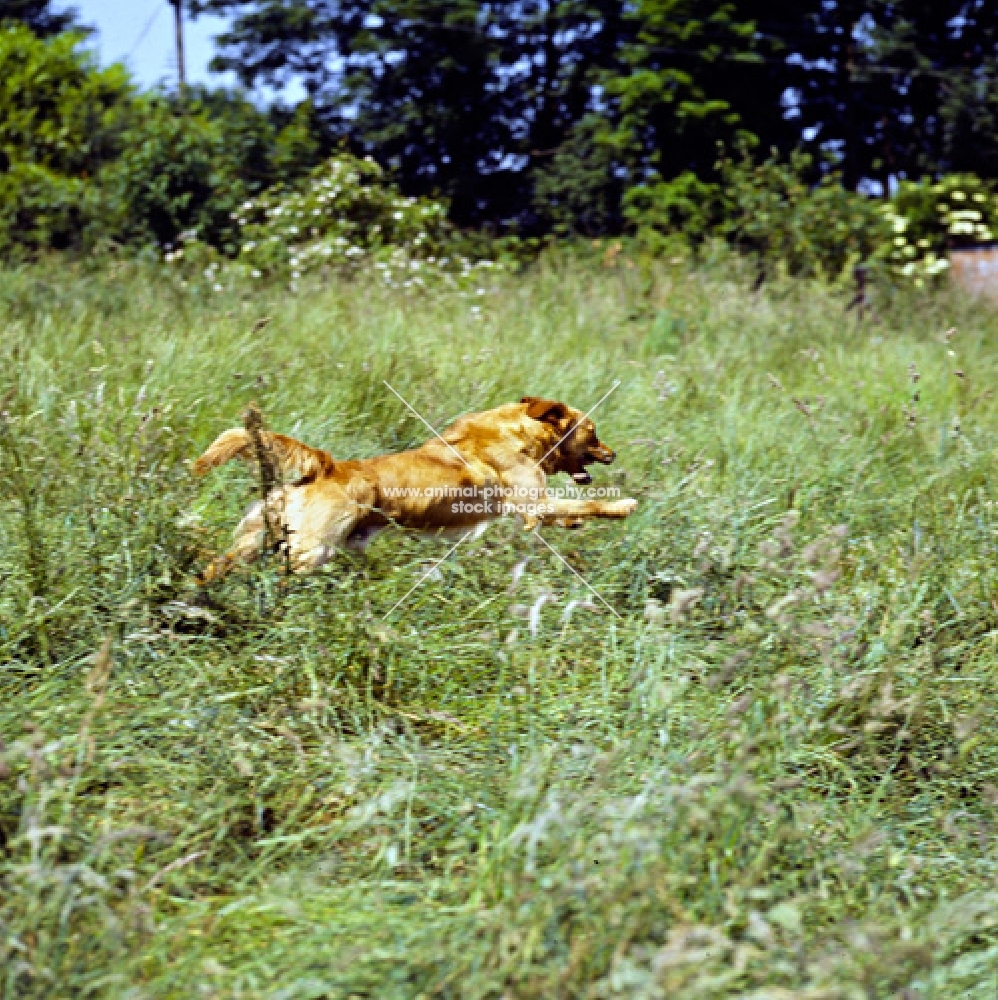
882, 174, 998, 285
222, 152, 502, 291
629, 149, 998, 290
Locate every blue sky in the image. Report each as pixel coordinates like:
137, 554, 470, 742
71, 0, 232, 90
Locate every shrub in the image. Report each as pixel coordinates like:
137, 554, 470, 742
717, 151, 891, 279
627, 148, 998, 289
627, 150, 892, 280
883, 174, 998, 286
623, 170, 726, 245
0, 24, 132, 253
101, 95, 249, 251
170, 152, 508, 291
532, 115, 623, 237
0, 162, 92, 256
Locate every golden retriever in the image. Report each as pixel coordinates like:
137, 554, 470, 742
192, 396, 637, 582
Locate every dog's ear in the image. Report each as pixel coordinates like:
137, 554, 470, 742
521, 397, 570, 424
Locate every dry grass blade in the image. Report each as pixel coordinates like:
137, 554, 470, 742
78, 635, 114, 764
242, 401, 289, 567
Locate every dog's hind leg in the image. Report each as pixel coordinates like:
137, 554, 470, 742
198, 532, 265, 584
197, 499, 273, 584
283, 505, 369, 573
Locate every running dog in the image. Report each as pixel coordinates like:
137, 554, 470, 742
192, 397, 637, 582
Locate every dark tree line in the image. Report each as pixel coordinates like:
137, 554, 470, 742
0, 0, 78, 35
5, 0, 998, 233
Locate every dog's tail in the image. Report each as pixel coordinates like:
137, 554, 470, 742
192, 429, 336, 481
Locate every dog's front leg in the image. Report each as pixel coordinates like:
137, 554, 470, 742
537, 497, 638, 524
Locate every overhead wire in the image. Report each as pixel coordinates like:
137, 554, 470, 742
129, 5, 164, 59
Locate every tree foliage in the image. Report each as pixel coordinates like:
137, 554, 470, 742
0, 23, 130, 252
5, 1, 998, 258
193, 0, 628, 229
190, 0, 998, 230
0, 25, 330, 255
770, 1, 998, 188
0, 0, 80, 36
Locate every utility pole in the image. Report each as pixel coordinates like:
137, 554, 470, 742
168, 0, 187, 96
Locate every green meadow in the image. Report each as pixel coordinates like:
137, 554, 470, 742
2, 250, 997, 997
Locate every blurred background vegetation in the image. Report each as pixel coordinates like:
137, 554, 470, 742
2, 0, 998, 284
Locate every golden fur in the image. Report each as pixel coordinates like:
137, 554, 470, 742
193, 396, 637, 582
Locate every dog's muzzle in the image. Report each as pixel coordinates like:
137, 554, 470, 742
572, 447, 615, 484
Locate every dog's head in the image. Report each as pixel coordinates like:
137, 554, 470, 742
521, 396, 616, 484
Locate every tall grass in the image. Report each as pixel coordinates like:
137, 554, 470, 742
1, 248, 998, 997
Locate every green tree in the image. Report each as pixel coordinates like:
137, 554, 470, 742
0, 0, 81, 36
868, 1, 998, 181
191, 0, 628, 229
190, 1, 827, 231
0, 23, 131, 253
103, 90, 329, 249
608, 0, 766, 208
0, 23, 326, 256
755, 1, 998, 187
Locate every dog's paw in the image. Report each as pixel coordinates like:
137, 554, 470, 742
616, 498, 638, 517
